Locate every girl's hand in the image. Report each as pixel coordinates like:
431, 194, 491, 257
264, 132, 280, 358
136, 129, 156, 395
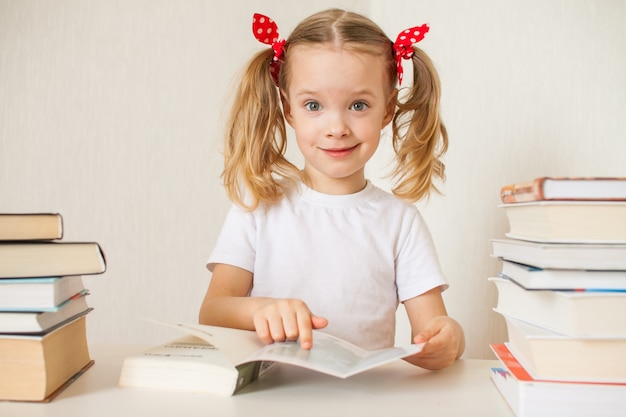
252, 298, 328, 350
405, 315, 465, 370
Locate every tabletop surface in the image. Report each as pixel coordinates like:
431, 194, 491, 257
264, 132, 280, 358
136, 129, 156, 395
0, 344, 514, 417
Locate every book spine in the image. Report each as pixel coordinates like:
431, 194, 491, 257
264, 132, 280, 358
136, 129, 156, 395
500, 178, 546, 203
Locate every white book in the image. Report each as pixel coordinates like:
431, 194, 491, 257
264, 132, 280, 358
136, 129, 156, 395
119, 335, 262, 396
503, 315, 626, 383
500, 201, 626, 244
119, 321, 424, 396
0, 293, 92, 334
0, 276, 86, 311
490, 343, 626, 417
491, 238, 626, 270
499, 260, 626, 291
165, 321, 423, 379
490, 276, 626, 338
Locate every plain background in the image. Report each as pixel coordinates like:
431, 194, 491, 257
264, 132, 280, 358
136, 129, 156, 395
1, 0, 624, 359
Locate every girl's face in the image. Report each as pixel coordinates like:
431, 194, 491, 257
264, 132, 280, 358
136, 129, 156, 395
282, 44, 396, 195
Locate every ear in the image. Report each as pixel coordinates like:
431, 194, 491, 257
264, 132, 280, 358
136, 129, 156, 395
281, 90, 295, 127
382, 88, 398, 128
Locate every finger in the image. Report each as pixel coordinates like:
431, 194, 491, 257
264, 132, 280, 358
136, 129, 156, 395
413, 320, 444, 344
311, 315, 328, 329
413, 329, 435, 344
252, 317, 275, 345
301, 316, 329, 350
266, 313, 288, 342
296, 309, 314, 350
281, 312, 300, 341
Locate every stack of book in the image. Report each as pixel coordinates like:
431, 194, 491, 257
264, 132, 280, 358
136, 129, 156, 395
488, 177, 626, 417
0, 213, 106, 402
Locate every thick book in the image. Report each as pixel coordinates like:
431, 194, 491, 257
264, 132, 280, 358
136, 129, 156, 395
0, 292, 92, 334
500, 177, 626, 203
119, 335, 272, 396
127, 321, 424, 395
503, 315, 626, 383
0, 276, 86, 311
491, 238, 626, 270
489, 344, 626, 417
0, 315, 93, 402
0, 242, 106, 278
501, 201, 626, 243
499, 260, 626, 291
490, 276, 626, 338
0, 213, 63, 241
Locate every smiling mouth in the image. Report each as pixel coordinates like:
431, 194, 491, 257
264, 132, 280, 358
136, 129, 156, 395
321, 144, 359, 158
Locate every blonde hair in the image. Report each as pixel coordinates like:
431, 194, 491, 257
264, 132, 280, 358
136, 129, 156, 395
223, 9, 448, 209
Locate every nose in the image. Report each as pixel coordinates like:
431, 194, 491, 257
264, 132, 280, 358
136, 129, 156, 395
325, 111, 350, 139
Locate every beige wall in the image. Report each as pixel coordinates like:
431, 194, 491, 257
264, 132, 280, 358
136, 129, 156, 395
1, 0, 624, 359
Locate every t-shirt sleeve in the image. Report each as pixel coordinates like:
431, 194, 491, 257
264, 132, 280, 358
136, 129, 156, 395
395, 210, 448, 302
206, 204, 256, 273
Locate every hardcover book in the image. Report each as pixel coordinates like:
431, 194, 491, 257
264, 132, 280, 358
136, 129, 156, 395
500, 177, 626, 203
500, 201, 626, 243
0, 316, 93, 402
498, 260, 626, 291
0, 213, 63, 241
502, 315, 626, 383
0, 293, 92, 334
491, 238, 626, 270
0, 276, 86, 311
490, 276, 626, 338
0, 242, 106, 278
489, 343, 626, 417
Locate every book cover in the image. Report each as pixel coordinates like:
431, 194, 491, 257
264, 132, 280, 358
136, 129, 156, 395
0, 276, 86, 311
500, 201, 626, 243
491, 238, 626, 270
503, 315, 626, 383
0, 293, 92, 334
499, 260, 626, 291
0, 242, 106, 278
0, 316, 93, 402
489, 343, 626, 417
500, 177, 626, 204
0, 213, 63, 241
119, 335, 271, 396
490, 277, 626, 338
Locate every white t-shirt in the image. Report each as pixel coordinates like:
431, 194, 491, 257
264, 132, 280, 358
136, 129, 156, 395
207, 181, 447, 350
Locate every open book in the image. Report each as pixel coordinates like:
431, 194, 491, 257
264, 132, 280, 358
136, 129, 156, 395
119, 321, 424, 396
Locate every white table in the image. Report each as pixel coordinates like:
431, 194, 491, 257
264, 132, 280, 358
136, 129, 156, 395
0, 344, 514, 417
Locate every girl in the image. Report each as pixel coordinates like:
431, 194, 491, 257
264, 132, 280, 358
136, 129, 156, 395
199, 9, 465, 371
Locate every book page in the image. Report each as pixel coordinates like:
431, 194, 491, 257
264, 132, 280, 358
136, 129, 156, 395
159, 321, 423, 378
245, 331, 424, 378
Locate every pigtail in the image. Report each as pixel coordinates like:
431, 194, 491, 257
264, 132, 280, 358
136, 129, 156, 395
222, 49, 300, 210
390, 47, 448, 202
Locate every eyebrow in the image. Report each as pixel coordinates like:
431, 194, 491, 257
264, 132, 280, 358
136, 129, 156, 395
293, 88, 378, 98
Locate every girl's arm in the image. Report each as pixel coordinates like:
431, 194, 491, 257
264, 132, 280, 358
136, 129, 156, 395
401, 287, 465, 370
199, 263, 327, 349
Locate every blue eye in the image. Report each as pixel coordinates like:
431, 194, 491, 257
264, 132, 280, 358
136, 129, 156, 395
351, 101, 368, 111
305, 101, 321, 111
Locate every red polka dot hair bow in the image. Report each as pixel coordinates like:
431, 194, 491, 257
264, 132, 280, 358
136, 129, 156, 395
393, 24, 430, 85
252, 13, 285, 83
